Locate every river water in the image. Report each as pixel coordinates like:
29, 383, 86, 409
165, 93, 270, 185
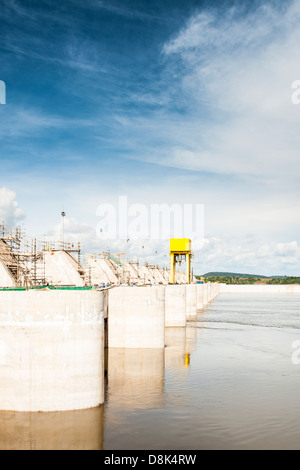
1, 293, 300, 450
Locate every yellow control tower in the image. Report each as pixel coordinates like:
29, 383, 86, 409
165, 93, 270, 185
169, 238, 193, 284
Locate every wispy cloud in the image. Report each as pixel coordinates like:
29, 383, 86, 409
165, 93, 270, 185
117, 1, 300, 184
0, 106, 96, 138
2, 0, 77, 27
76, 0, 162, 22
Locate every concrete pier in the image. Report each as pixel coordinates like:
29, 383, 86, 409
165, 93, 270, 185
108, 286, 165, 348
202, 283, 209, 307
165, 285, 186, 327
0, 283, 222, 413
207, 283, 212, 302
196, 283, 204, 311
0, 290, 105, 412
186, 284, 197, 320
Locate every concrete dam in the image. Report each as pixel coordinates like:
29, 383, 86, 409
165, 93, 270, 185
0, 222, 299, 413
0, 283, 221, 412
0, 223, 214, 412
1, 282, 299, 413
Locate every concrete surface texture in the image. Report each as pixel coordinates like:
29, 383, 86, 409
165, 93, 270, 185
185, 284, 197, 320
108, 286, 166, 348
196, 283, 204, 310
165, 284, 187, 327
0, 290, 105, 412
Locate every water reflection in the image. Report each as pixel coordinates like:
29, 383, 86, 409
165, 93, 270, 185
103, 329, 194, 450
165, 328, 186, 368
4, 295, 300, 449
185, 324, 198, 355
106, 348, 165, 409
0, 406, 104, 450
165, 327, 190, 369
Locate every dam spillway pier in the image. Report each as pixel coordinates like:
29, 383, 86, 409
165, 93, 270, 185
0, 289, 105, 412
0, 279, 299, 413
0, 282, 220, 412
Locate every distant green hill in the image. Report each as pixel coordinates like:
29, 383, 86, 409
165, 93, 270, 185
201, 272, 270, 279
195, 272, 300, 284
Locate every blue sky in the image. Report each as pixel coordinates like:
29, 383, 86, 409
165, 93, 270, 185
0, 0, 300, 275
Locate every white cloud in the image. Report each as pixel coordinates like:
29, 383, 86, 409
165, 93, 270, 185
0, 186, 25, 226
192, 236, 300, 275
151, 1, 300, 180
258, 241, 300, 264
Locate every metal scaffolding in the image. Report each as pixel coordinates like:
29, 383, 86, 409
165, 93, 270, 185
0, 222, 83, 287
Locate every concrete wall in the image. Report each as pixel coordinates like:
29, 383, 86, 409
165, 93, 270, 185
165, 285, 186, 327
220, 284, 300, 294
202, 283, 209, 306
186, 284, 197, 320
0, 290, 105, 412
108, 286, 165, 348
196, 283, 204, 310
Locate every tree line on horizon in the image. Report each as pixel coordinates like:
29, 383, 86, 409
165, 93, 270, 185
195, 273, 300, 285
